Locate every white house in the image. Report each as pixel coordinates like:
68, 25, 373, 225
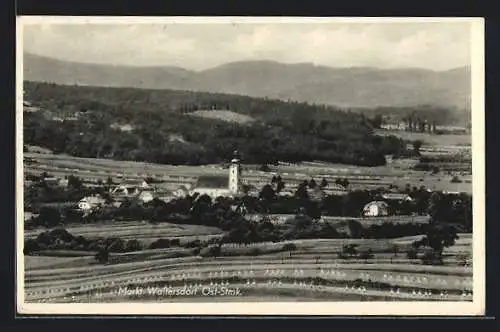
78, 195, 106, 211
174, 186, 190, 198
362, 201, 389, 217
137, 190, 154, 203
277, 190, 294, 198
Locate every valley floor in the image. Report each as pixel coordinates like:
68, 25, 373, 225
23, 234, 473, 303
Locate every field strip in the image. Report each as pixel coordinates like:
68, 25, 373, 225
26, 281, 472, 303
25, 261, 472, 294
26, 260, 472, 282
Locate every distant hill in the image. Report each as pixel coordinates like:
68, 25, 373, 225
23, 53, 470, 109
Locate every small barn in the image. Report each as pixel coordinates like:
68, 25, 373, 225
362, 201, 389, 217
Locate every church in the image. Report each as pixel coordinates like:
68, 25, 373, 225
188, 150, 243, 199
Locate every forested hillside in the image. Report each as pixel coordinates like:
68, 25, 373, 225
23, 81, 409, 166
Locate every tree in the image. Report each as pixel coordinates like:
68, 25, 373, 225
295, 181, 309, 200
308, 179, 317, 189
259, 164, 271, 172
106, 176, 114, 187
320, 178, 328, 188
418, 224, 459, 263
413, 140, 423, 155
259, 184, 276, 202
125, 239, 143, 252
276, 179, 285, 193
37, 206, 62, 228
68, 175, 84, 191
95, 248, 109, 263
392, 244, 399, 257
336, 178, 349, 188
359, 248, 374, 262
342, 244, 358, 257
428, 192, 444, 222
241, 184, 251, 195
371, 114, 383, 129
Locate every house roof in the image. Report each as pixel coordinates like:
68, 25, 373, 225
118, 180, 149, 187
327, 183, 348, 191
194, 175, 228, 189
381, 193, 412, 201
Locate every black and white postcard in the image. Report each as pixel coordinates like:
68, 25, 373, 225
16, 16, 485, 315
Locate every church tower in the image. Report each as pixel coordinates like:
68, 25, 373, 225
229, 150, 241, 194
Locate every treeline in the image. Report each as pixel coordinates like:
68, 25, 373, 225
23, 81, 409, 167
359, 105, 469, 127
27, 184, 472, 234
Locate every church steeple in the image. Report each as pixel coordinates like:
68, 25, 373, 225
231, 149, 241, 163
229, 150, 241, 194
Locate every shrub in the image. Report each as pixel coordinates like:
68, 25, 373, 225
406, 249, 418, 259
149, 238, 171, 249
342, 244, 358, 256
94, 249, 109, 263
259, 164, 271, 172
337, 252, 347, 259
183, 239, 202, 248
248, 248, 262, 256
282, 243, 297, 251
170, 238, 181, 246
450, 176, 462, 183
358, 249, 374, 260
125, 239, 143, 252
420, 250, 443, 265
24, 239, 40, 255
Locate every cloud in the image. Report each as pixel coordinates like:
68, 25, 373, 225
21, 21, 471, 70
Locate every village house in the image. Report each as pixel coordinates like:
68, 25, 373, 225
110, 179, 154, 203
277, 189, 294, 198
362, 201, 389, 217
78, 195, 106, 212
42, 176, 69, 189
323, 183, 349, 196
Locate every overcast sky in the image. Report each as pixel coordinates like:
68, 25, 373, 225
22, 20, 472, 71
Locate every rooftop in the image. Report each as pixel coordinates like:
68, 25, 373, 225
194, 175, 229, 189
381, 193, 413, 201
364, 201, 389, 209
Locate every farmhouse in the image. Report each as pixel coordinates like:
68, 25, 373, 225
110, 179, 155, 203
277, 190, 294, 197
189, 150, 243, 199
111, 180, 150, 196
363, 201, 389, 217
323, 183, 349, 196
42, 176, 68, 189
78, 195, 106, 211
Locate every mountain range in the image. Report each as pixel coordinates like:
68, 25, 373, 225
23, 52, 470, 109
